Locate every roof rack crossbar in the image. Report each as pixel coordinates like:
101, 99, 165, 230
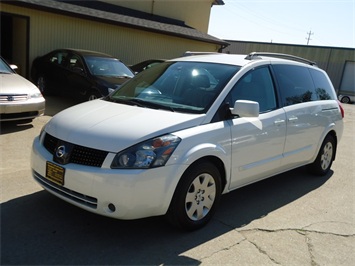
245, 52, 317, 66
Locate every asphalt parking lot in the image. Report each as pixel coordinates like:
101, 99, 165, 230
1, 97, 354, 265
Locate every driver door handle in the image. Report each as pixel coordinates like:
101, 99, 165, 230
274, 119, 285, 125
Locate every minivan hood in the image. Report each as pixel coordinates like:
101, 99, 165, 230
45, 99, 205, 152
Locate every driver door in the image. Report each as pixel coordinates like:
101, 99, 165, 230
227, 66, 287, 189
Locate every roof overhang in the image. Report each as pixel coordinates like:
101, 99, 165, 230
4, 0, 229, 47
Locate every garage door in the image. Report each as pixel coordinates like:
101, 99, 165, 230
339, 61, 355, 93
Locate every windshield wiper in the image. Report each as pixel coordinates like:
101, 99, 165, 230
128, 98, 175, 112
105, 96, 144, 107
106, 96, 174, 112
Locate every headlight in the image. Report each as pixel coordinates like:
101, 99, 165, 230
30, 92, 43, 98
111, 134, 181, 169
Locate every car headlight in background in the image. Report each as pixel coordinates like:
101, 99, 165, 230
111, 134, 181, 169
30, 92, 43, 98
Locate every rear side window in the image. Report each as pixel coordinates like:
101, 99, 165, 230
48, 51, 68, 66
273, 65, 317, 106
309, 68, 335, 100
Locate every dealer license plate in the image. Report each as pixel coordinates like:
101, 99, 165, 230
46, 161, 65, 186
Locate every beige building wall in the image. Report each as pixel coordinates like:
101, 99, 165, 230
2, 3, 219, 79
103, 0, 213, 32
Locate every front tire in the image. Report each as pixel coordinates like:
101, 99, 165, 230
37, 76, 48, 95
87, 90, 101, 101
308, 135, 335, 176
167, 160, 222, 230
341, 96, 350, 104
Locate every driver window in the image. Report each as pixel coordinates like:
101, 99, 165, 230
227, 66, 277, 113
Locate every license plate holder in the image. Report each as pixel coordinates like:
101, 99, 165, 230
46, 161, 65, 186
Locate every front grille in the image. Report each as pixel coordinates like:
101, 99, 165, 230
0, 94, 28, 102
33, 170, 98, 209
43, 133, 109, 167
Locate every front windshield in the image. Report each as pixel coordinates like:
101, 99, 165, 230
84, 56, 134, 78
108, 61, 240, 114
0, 58, 14, 74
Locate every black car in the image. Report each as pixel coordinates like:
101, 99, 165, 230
31, 49, 134, 101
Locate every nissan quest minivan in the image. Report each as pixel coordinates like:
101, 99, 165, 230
31, 52, 344, 230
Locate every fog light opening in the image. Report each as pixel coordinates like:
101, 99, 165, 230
108, 203, 116, 212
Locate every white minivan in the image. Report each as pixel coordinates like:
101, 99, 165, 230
31, 52, 344, 230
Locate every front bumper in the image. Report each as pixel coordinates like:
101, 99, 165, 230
0, 97, 45, 121
31, 136, 185, 220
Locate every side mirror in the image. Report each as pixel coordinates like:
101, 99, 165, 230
10, 64, 18, 71
231, 100, 259, 117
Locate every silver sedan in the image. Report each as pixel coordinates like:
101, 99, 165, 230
0, 57, 45, 121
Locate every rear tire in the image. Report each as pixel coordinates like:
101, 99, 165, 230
167, 160, 222, 231
308, 135, 335, 176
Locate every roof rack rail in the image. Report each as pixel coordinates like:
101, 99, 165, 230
245, 52, 317, 66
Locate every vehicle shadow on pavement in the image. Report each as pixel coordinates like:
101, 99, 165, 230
43, 96, 80, 117
1, 167, 332, 265
0, 96, 79, 135
215, 167, 333, 227
0, 120, 34, 134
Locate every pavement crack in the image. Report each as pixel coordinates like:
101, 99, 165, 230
246, 238, 282, 265
302, 232, 320, 266
238, 230, 282, 265
238, 226, 355, 238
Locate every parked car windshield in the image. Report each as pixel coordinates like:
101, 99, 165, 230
107, 61, 240, 113
0, 58, 14, 74
85, 56, 134, 78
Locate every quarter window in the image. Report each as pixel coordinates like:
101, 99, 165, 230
273, 65, 317, 106
227, 66, 277, 113
309, 68, 334, 100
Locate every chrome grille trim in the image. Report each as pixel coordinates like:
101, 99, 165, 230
0, 94, 28, 102
33, 170, 98, 209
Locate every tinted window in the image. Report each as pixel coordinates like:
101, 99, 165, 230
309, 68, 334, 100
227, 66, 277, 113
273, 65, 316, 106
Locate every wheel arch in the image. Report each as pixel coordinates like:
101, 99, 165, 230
327, 130, 338, 161
166, 156, 227, 230
178, 156, 228, 194
312, 129, 338, 164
